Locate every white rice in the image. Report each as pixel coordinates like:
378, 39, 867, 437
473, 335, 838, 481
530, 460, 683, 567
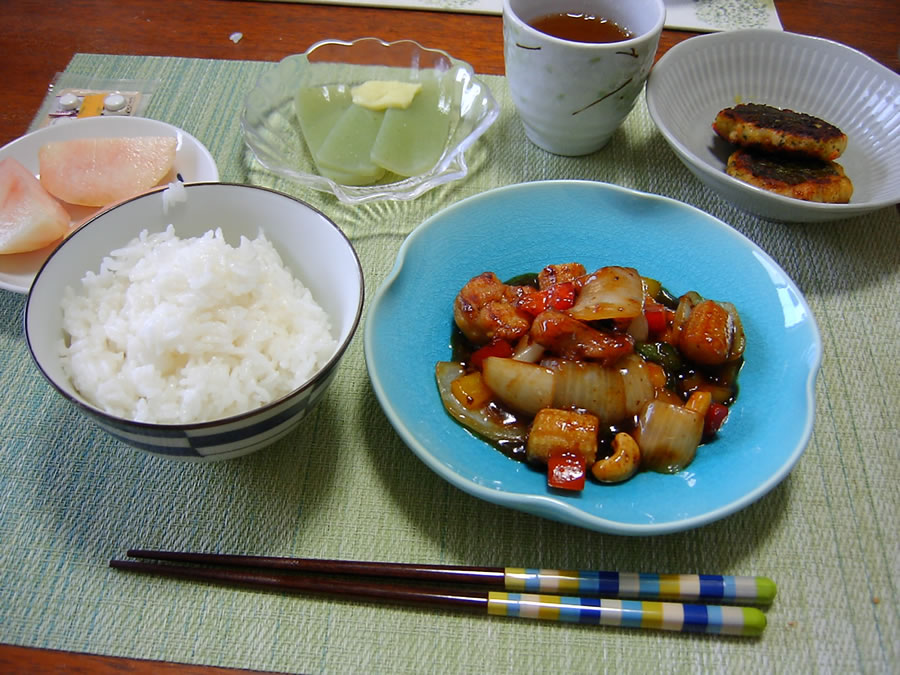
60, 225, 337, 424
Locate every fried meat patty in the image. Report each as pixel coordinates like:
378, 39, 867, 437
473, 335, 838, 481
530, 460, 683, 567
714, 103, 847, 161
726, 149, 853, 203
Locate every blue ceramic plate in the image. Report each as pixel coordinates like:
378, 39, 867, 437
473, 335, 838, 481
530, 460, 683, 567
364, 181, 822, 535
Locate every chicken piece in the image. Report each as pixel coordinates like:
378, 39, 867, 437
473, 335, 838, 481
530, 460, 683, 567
726, 148, 853, 203
713, 103, 847, 161
678, 300, 736, 366
453, 272, 534, 345
526, 408, 599, 466
530, 309, 633, 366
537, 262, 586, 290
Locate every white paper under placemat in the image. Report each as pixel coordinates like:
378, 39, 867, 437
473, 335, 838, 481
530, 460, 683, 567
259, 0, 783, 32
664, 0, 781, 32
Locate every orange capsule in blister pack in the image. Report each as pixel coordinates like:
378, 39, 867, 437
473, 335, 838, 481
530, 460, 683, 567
77, 93, 106, 118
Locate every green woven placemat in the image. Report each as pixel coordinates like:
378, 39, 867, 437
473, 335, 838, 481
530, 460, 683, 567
0, 54, 897, 674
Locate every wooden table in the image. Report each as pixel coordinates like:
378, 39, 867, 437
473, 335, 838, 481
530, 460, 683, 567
1, 0, 898, 147
0, 1, 896, 672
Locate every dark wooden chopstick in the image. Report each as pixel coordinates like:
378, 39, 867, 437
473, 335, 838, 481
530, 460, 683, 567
109, 551, 771, 636
110, 559, 484, 611
124, 549, 776, 605
126, 549, 503, 584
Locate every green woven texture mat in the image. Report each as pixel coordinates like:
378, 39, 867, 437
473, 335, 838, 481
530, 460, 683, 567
0, 54, 897, 674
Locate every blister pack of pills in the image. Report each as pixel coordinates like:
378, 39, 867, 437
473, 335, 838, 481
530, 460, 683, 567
36, 74, 160, 127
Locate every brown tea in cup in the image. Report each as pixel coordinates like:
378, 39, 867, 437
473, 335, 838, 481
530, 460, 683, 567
503, 0, 665, 155
529, 12, 633, 43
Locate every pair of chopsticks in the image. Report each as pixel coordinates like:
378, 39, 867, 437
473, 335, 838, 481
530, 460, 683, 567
110, 550, 774, 637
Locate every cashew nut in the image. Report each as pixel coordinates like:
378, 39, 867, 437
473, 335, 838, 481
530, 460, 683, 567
591, 432, 641, 483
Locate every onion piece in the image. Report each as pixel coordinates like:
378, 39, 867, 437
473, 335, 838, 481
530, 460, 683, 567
626, 312, 649, 342
569, 266, 644, 321
551, 359, 626, 425
481, 356, 555, 416
642, 276, 662, 301
634, 401, 704, 473
435, 362, 528, 444
511, 334, 546, 363
673, 291, 702, 332
618, 354, 655, 415
719, 301, 746, 361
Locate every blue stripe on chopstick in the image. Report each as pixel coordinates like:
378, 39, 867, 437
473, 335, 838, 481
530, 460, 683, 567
558, 595, 584, 623
723, 575, 737, 602
681, 602, 710, 632
638, 574, 660, 598
595, 572, 618, 595
619, 600, 646, 629
699, 574, 726, 600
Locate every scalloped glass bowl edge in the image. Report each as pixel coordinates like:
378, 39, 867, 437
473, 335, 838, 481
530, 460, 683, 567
241, 37, 500, 204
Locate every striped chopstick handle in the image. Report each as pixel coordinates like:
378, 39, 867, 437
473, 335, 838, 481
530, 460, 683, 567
487, 592, 766, 636
503, 568, 776, 605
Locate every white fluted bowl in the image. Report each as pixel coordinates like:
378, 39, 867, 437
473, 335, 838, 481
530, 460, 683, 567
646, 30, 900, 222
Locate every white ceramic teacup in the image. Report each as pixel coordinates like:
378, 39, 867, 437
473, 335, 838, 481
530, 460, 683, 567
503, 0, 665, 156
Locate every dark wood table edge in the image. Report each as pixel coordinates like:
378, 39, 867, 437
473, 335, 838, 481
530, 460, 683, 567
0, 643, 283, 674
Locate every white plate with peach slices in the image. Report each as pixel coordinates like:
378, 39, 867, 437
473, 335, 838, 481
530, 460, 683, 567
0, 116, 218, 293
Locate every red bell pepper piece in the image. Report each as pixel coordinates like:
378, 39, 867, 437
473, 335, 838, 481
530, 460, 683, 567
548, 282, 577, 311
644, 302, 670, 335
516, 292, 545, 316
704, 402, 729, 437
517, 282, 577, 316
547, 448, 587, 491
469, 338, 513, 370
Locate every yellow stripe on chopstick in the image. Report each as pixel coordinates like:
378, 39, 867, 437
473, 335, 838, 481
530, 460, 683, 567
658, 574, 684, 600
504, 568, 528, 592
640, 601, 665, 630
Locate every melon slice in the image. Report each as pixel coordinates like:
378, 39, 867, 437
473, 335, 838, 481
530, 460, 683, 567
0, 157, 70, 254
370, 73, 451, 177
315, 105, 386, 184
38, 136, 177, 207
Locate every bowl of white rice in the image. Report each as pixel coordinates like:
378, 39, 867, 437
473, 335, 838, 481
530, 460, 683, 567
25, 182, 364, 461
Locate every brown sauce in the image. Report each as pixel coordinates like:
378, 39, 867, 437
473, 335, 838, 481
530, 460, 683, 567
529, 12, 633, 43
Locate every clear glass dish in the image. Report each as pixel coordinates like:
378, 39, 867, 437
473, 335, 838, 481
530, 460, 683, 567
241, 38, 500, 204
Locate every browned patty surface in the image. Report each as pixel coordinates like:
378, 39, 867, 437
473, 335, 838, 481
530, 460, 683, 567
726, 149, 853, 203
714, 103, 847, 161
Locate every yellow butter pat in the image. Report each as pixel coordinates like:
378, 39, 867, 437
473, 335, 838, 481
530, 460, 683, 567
351, 80, 423, 110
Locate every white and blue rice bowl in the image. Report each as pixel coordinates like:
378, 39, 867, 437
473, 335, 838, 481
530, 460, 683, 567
25, 182, 364, 461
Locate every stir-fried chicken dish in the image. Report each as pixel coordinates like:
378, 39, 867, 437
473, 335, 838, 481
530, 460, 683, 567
435, 263, 745, 492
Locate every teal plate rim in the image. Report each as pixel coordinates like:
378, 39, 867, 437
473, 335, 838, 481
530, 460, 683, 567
364, 180, 822, 535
